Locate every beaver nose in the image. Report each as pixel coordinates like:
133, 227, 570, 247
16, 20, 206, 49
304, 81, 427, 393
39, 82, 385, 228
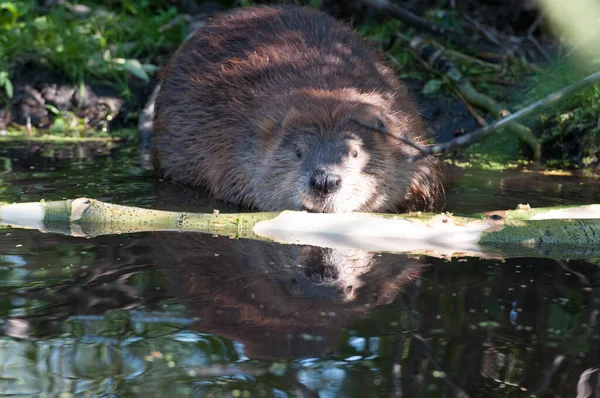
305, 265, 339, 283
310, 169, 342, 194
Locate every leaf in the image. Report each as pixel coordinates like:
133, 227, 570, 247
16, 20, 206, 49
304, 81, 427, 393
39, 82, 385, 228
422, 79, 442, 95
32, 16, 49, 30
123, 59, 150, 81
141, 63, 158, 74
45, 104, 61, 115
4, 78, 13, 98
0, 3, 19, 25
51, 117, 66, 133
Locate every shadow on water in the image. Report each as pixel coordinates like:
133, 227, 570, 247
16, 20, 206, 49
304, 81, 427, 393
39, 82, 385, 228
0, 147, 599, 396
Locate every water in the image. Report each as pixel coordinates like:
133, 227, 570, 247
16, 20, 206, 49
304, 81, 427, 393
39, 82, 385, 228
0, 145, 599, 397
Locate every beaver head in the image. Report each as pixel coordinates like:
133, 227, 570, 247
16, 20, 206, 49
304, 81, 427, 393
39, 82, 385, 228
253, 88, 440, 213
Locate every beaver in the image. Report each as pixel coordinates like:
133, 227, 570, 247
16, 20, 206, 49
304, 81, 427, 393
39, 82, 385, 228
153, 5, 440, 213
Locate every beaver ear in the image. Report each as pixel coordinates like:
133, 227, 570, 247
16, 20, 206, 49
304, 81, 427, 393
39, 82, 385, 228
280, 107, 302, 129
256, 107, 301, 136
255, 107, 302, 152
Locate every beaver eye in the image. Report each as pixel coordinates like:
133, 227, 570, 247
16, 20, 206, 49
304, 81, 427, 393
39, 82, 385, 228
296, 149, 302, 159
352, 150, 359, 158
374, 117, 385, 130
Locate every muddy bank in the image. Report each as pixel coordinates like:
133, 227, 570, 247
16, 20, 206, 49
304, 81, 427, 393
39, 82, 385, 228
0, 60, 155, 134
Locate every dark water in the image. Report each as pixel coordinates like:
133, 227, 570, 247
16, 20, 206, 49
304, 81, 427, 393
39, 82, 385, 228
1, 146, 599, 397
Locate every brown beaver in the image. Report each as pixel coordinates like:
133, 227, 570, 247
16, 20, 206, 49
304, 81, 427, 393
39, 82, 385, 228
153, 5, 440, 213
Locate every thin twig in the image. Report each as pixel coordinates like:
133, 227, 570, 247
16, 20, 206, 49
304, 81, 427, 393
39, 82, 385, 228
463, 14, 500, 46
528, 355, 566, 396
409, 36, 541, 159
395, 31, 503, 72
408, 70, 600, 162
469, 77, 519, 86
527, 14, 553, 63
349, 118, 429, 154
361, 0, 475, 49
451, 87, 488, 126
407, 331, 470, 398
576, 368, 599, 398
395, 287, 468, 397
556, 260, 590, 287
440, 47, 503, 71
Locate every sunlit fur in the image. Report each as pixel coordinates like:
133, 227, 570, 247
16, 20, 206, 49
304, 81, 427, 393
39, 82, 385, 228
153, 6, 440, 213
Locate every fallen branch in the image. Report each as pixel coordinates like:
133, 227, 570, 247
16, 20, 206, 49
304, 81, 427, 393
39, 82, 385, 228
407, 68, 600, 162
431, 45, 503, 71
450, 86, 488, 127
408, 36, 542, 160
462, 14, 500, 46
2, 198, 600, 260
361, 0, 474, 48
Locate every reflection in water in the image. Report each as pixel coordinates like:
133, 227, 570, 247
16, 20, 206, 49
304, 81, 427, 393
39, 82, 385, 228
155, 232, 424, 359
0, 226, 599, 396
153, 232, 600, 396
1, 148, 600, 396
418, 257, 600, 397
444, 166, 600, 214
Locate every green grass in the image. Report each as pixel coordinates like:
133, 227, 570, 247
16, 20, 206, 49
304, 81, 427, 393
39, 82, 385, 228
0, 0, 188, 98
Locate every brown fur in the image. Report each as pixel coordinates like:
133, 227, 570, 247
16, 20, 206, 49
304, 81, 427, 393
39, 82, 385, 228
153, 5, 440, 212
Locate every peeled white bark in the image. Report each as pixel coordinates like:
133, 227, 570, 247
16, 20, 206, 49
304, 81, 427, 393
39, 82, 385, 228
1, 198, 600, 259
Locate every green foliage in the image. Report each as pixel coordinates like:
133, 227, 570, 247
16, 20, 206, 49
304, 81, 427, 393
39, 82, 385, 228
45, 104, 89, 135
0, 1, 187, 94
522, 62, 600, 114
357, 20, 429, 80
424, 8, 464, 34
356, 19, 402, 41
111, 128, 138, 141
0, 71, 13, 98
234, 0, 255, 7
525, 62, 600, 165
422, 79, 443, 95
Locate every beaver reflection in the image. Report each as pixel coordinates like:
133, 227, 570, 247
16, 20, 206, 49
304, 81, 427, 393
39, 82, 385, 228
154, 232, 424, 359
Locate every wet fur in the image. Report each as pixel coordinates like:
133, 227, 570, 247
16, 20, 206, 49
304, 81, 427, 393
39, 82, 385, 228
153, 5, 440, 212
